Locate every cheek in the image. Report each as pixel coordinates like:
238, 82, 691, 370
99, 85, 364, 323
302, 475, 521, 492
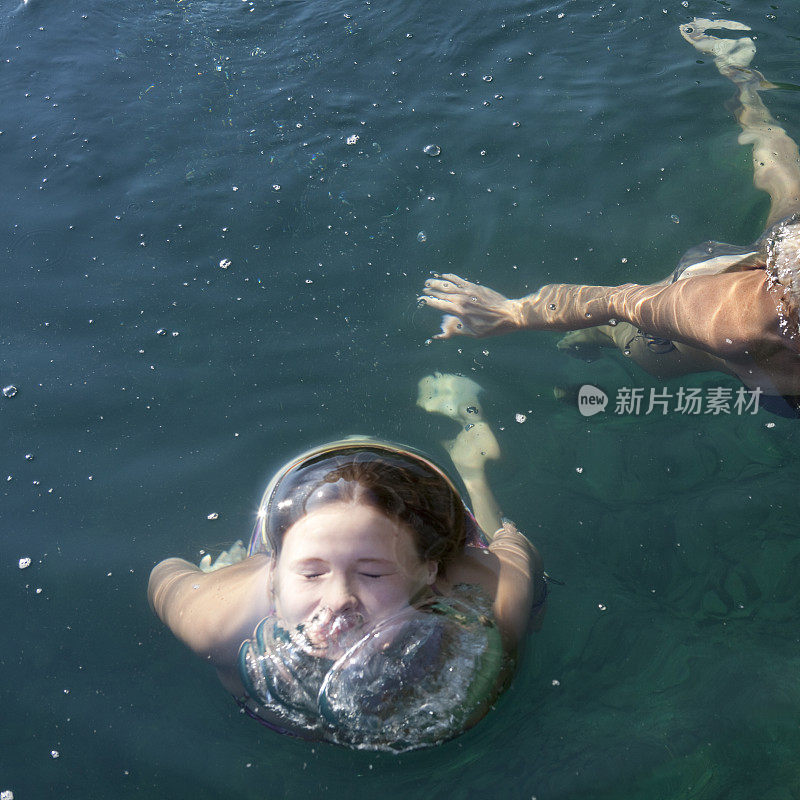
273, 573, 318, 620
360, 576, 419, 611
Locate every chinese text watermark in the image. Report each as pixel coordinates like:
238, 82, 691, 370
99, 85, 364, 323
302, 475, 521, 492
577, 385, 762, 417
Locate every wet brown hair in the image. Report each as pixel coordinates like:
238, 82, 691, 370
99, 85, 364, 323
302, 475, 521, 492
264, 448, 467, 572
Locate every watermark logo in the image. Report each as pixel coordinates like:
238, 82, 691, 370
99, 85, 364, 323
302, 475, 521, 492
577, 384, 608, 417
576, 385, 762, 416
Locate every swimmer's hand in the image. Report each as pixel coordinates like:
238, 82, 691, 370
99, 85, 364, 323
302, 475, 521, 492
198, 540, 247, 572
419, 273, 524, 339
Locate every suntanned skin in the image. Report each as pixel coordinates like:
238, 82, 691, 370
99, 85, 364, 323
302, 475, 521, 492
149, 374, 543, 697
420, 270, 800, 395
148, 525, 539, 696
420, 20, 800, 398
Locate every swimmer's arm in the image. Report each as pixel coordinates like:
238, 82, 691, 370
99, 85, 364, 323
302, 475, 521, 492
148, 555, 270, 669
610, 271, 786, 359
487, 521, 540, 645
421, 272, 785, 358
420, 274, 617, 338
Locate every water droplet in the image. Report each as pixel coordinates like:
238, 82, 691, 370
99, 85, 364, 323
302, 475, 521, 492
416, 231, 427, 243
24, 453, 34, 461
466, 406, 478, 414
515, 413, 527, 424
598, 603, 607, 611
464, 423, 474, 431
608, 318, 618, 326
494, 94, 504, 100
219, 258, 231, 269
512, 121, 520, 128
50, 750, 59, 759
3, 385, 18, 398
482, 75, 493, 82
346, 134, 359, 145
207, 512, 219, 520
576, 467, 583, 474
156, 328, 167, 336
551, 679, 560, 687
423, 144, 441, 157
272, 184, 281, 191
18, 557, 31, 569
548, 303, 556, 311
670, 214, 680, 224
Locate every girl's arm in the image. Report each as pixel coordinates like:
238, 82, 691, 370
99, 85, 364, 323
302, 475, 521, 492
148, 555, 271, 669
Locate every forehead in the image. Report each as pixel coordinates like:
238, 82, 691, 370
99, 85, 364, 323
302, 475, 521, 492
279, 502, 418, 563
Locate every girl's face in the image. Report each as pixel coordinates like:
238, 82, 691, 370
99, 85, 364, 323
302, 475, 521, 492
272, 501, 437, 656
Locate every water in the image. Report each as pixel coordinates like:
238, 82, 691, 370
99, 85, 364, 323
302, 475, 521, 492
2, 0, 800, 796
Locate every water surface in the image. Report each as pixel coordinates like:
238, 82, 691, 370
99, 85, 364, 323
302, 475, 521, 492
3, 0, 800, 797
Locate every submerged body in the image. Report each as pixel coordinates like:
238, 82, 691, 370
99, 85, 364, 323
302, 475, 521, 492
149, 381, 545, 750
419, 20, 800, 412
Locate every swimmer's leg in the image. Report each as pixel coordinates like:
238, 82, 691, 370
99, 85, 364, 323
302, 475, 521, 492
556, 326, 617, 361
569, 320, 726, 379
680, 18, 800, 226
418, 373, 547, 630
417, 373, 502, 536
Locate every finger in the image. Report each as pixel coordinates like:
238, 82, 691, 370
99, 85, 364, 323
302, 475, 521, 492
418, 294, 454, 310
439, 273, 472, 287
500, 517, 520, 534
423, 278, 467, 294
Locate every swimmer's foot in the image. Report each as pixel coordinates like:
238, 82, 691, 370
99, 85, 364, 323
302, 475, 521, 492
556, 327, 614, 362
679, 18, 773, 84
417, 373, 499, 477
417, 372, 486, 423
442, 421, 500, 480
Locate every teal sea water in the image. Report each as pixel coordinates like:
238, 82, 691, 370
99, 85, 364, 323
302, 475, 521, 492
3, 0, 800, 796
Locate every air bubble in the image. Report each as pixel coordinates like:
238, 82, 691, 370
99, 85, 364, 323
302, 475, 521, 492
207, 512, 219, 520
18, 557, 31, 569
482, 75, 493, 82
466, 406, 478, 414
423, 144, 441, 157
416, 231, 427, 243
3, 385, 18, 398
670, 214, 680, 224
219, 258, 231, 269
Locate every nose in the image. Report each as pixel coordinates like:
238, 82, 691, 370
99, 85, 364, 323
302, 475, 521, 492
324, 573, 358, 614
